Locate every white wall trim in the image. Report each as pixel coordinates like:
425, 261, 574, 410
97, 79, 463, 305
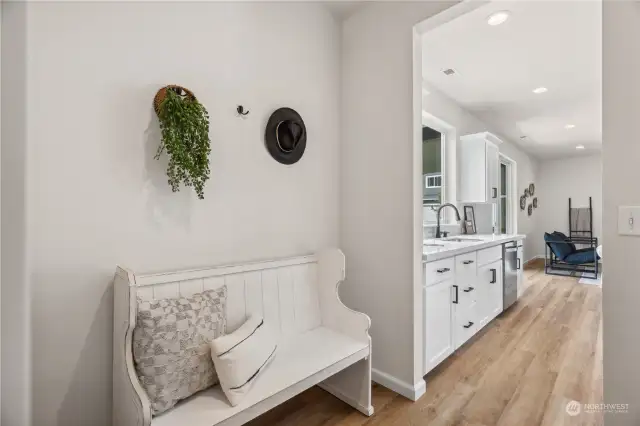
499, 153, 518, 235
371, 368, 426, 401
525, 255, 544, 264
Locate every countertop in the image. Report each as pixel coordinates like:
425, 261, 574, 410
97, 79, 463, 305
423, 234, 526, 263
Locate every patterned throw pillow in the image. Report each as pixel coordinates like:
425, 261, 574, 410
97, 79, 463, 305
133, 287, 227, 415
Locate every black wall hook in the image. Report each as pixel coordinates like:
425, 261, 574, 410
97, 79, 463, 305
237, 105, 250, 116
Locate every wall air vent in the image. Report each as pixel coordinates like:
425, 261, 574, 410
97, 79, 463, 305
442, 68, 456, 76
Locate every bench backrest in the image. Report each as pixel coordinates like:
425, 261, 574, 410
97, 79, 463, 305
131, 254, 322, 339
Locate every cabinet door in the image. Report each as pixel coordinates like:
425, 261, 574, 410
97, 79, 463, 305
424, 279, 455, 374
478, 260, 503, 324
486, 142, 500, 202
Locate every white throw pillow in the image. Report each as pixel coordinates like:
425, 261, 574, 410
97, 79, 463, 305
210, 315, 277, 406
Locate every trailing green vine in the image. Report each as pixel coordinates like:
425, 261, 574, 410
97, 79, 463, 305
155, 88, 211, 199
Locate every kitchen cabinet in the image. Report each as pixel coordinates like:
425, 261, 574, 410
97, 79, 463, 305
423, 243, 507, 374
458, 132, 503, 203
478, 259, 503, 326
424, 279, 455, 374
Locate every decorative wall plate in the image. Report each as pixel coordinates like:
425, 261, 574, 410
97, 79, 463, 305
524, 188, 530, 197
533, 197, 538, 208
520, 195, 526, 210
529, 183, 535, 196
528, 204, 533, 216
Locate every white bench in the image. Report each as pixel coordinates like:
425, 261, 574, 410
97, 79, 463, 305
113, 249, 373, 426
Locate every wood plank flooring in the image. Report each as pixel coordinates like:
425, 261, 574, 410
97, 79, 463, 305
247, 262, 603, 426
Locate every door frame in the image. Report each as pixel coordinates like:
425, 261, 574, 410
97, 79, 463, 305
498, 153, 518, 234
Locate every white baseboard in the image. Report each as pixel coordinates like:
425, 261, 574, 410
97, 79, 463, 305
525, 255, 544, 264
371, 369, 426, 401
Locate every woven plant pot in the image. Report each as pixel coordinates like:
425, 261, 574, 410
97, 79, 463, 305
153, 85, 196, 116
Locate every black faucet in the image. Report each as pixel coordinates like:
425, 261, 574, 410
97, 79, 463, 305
436, 203, 461, 238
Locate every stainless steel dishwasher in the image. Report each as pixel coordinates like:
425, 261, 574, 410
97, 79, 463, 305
503, 241, 522, 310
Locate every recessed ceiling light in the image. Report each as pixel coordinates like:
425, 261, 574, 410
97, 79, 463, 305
565, 124, 576, 129
532, 87, 548, 94
576, 145, 585, 150
487, 11, 510, 26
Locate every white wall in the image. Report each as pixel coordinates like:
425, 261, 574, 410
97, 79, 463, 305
423, 83, 540, 260
24, 3, 341, 425
603, 2, 640, 424
340, 0, 540, 398
340, 1, 464, 397
534, 155, 602, 257
1, 2, 31, 425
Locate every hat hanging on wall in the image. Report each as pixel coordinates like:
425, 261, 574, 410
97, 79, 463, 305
265, 107, 307, 165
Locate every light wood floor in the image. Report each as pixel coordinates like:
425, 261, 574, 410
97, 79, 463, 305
247, 262, 603, 426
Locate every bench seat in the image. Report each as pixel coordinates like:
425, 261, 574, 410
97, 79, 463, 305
153, 327, 369, 426
114, 249, 373, 426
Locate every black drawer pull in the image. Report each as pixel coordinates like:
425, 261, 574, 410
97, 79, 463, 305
463, 321, 474, 329
490, 268, 497, 283
463, 287, 475, 293
492, 187, 497, 199
437, 267, 451, 273
517, 258, 521, 270
463, 260, 474, 265
453, 285, 459, 304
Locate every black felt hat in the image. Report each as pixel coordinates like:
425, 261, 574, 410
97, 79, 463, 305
265, 107, 307, 165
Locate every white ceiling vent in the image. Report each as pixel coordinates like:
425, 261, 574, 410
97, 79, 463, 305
442, 68, 457, 76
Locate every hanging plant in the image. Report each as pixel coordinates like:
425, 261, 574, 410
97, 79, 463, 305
154, 85, 211, 199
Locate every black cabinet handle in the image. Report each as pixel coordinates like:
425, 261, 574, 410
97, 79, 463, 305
463, 260, 475, 265
463, 287, 475, 293
453, 285, 458, 304
437, 267, 450, 273
492, 188, 497, 199
490, 268, 497, 283
463, 321, 474, 329
517, 258, 521, 270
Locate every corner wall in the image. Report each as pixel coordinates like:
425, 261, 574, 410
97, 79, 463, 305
24, 3, 341, 425
340, 1, 459, 396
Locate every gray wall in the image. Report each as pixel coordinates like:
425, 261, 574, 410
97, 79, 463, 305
603, 2, 640, 425
1, 3, 31, 425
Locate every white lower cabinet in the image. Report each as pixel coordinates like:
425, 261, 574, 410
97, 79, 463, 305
424, 279, 455, 374
478, 259, 503, 325
424, 244, 506, 375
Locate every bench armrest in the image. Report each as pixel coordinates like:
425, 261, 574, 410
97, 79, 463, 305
317, 249, 372, 346
113, 267, 152, 426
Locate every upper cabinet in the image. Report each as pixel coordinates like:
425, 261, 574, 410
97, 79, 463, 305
458, 132, 503, 203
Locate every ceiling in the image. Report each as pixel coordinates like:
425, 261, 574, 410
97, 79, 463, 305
422, 1, 602, 159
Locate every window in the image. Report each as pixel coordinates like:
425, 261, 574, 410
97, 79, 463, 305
426, 174, 442, 188
422, 126, 443, 213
